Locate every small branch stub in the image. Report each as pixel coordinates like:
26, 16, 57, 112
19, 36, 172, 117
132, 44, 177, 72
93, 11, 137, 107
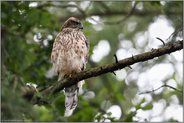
156, 37, 165, 46
132, 54, 135, 60
127, 65, 132, 69
113, 54, 119, 63
111, 71, 116, 76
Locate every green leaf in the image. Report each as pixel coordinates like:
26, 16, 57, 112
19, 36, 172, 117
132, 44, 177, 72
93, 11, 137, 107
135, 98, 145, 110
107, 112, 112, 116
123, 111, 137, 122
142, 103, 153, 110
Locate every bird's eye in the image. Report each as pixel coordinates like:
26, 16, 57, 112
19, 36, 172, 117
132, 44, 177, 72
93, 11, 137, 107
76, 22, 80, 25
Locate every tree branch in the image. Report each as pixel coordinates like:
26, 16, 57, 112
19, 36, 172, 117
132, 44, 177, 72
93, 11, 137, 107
35, 2, 182, 23
59, 9, 182, 22
104, 1, 138, 25
23, 40, 183, 104
138, 84, 182, 95
42, 40, 183, 95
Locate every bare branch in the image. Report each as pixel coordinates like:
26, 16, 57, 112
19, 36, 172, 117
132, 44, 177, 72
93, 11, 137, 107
104, 1, 138, 25
43, 40, 183, 95
23, 40, 183, 104
138, 84, 182, 95
36, 2, 182, 23
58, 6, 182, 22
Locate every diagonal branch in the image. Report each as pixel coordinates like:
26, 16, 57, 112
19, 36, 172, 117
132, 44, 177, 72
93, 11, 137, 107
22, 40, 183, 104
35, 2, 182, 23
59, 9, 182, 22
138, 84, 183, 95
42, 40, 183, 95
104, 1, 138, 25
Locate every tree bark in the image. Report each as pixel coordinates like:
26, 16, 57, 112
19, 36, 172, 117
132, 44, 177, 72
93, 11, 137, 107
22, 40, 183, 104
43, 40, 183, 94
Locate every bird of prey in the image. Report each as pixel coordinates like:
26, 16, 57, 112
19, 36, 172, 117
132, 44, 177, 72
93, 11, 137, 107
51, 17, 89, 117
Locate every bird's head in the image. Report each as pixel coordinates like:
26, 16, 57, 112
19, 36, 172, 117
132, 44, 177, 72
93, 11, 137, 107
61, 17, 83, 30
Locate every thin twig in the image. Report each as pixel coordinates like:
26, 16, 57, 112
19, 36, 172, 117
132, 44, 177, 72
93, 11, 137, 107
127, 66, 132, 69
164, 84, 182, 93
104, 1, 138, 25
111, 71, 116, 76
138, 84, 182, 95
156, 37, 165, 46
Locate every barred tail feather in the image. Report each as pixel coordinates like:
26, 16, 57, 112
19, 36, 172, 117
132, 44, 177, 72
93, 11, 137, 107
64, 85, 78, 117
64, 81, 84, 117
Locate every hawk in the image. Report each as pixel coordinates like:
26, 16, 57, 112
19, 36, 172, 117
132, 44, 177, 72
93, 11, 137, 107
51, 17, 89, 117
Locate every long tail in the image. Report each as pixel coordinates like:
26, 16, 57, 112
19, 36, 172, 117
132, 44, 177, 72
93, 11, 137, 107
64, 80, 84, 117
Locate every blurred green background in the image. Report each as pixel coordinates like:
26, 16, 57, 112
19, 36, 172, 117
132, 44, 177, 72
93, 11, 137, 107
1, 1, 183, 122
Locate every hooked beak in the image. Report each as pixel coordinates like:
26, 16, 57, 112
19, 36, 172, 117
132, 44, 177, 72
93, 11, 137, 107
79, 23, 83, 29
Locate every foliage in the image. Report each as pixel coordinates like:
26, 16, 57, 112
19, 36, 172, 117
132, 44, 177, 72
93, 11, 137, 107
1, 1, 183, 122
